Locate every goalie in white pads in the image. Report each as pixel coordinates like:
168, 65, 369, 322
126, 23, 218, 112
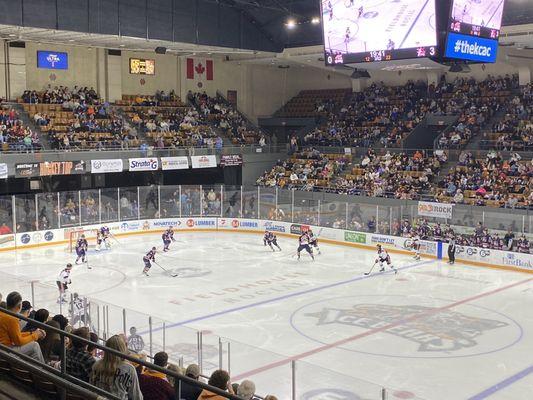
96, 226, 111, 251
376, 245, 397, 274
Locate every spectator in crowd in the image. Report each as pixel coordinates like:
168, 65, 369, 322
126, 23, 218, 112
66, 327, 96, 383
0, 291, 46, 362
22, 308, 50, 333
19, 301, 32, 330
39, 320, 62, 364
139, 351, 175, 400
178, 364, 203, 400
236, 380, 256, 400
90, 335, 144, 400
197, 369, 234, 400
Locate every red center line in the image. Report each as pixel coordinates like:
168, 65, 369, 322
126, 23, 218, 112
232, 277, 533, 381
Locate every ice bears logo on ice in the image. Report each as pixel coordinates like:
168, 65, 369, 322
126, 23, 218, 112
306, 304, 508, 352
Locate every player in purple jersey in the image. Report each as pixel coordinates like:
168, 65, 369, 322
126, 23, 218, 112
162, 227, 175, 252
75, 235, 88, 264
263, 230, 281, 251
142, 247, 157, 276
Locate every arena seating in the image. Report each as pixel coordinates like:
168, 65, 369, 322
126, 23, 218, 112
189, 91, 264, 145
0, 107, 42, 152
436, 151, 532, 208
480, 84, 533, 151
274, 88, 351, 118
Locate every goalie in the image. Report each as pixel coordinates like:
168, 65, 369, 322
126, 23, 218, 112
96, 226, 111, 251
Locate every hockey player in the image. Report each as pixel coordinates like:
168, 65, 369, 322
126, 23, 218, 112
75, 235, 88, 264
96, 231, 104, 251
263, 230, 281, 251
297, 232, 314, 260
57, 263, 73, 304
162, 227, 176, 252
70, 293, 94, 331
376, 245, 397, 274
142, 247, 157, 276
100, 226, 111, 249
411, 233, 421, 260
308, 230, 321, 255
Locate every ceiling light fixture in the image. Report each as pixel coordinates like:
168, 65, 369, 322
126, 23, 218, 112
311, 17, 320, 24
286, 19, 296, 29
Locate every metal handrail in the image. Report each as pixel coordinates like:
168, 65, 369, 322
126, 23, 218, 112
0, 307, 245, 400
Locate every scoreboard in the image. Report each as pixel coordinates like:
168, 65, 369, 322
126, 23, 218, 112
322, 0, 438, 65
129, 58, 155, 75
322, 0, 506, 66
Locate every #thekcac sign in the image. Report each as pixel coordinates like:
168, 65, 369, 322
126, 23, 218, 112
15, 161, 86, 177
220, 155, 243, 167
417, 201, 453, 219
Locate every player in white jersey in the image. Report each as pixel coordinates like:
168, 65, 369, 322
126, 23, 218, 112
56, 263, 73, 304
297, 233, 314, 260
411, 233, 421, 260
376, 245, 397, 274
308, 230, 321, 255
70, 293, 94, 331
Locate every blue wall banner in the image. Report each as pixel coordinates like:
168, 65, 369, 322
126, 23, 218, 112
445, 32, 498, 63
37, 51, 69, 70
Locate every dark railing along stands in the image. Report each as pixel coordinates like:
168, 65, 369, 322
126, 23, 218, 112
0, 307, 244, 400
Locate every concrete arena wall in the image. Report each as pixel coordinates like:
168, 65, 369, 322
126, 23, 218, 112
0, 217, 531, 275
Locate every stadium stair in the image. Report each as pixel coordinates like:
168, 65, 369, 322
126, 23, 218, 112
8, 102, 50, 150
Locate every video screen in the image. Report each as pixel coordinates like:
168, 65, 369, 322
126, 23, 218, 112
449, 0, 506, 39
37, 51, 68, 70
129, 58, 155, 75
322, 0, 438, 65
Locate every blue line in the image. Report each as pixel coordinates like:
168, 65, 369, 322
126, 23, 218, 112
141, 260, 434, 334
468, 365, 533, 400
399, 0, 431, 49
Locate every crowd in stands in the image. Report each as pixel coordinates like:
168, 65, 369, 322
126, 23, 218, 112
303, 81, 427, 148
21, 86, 142, 150
0, 290, 279, 400
0, 107, 41, 151
126, 105, 222, 149
21, 86, 100, 106
435, 75, 516, 149
479, 83, 533, 151
188, 92, 265, 146
257, 148, 446, 200
437, 151, 532, 208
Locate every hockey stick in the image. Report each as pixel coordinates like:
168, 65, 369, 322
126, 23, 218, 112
109, 233, 121, 244
363, 262, 377, 276
84, 253, 92, 270
153, 261, 178, 277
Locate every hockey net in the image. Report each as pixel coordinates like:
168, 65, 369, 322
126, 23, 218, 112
68, 229, 99, 253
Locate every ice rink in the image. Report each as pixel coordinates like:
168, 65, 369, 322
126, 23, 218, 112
0, 231, 532, 400
451, 0, 505, 30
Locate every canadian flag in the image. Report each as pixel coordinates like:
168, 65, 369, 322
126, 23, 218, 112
186, 58, 214, 81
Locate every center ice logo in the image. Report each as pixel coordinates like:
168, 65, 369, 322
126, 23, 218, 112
306, 304, 508, 352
